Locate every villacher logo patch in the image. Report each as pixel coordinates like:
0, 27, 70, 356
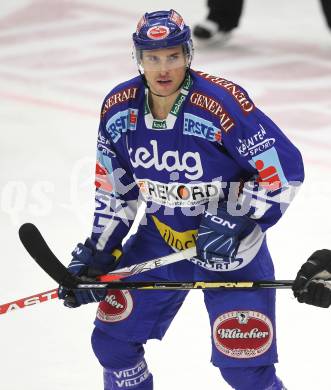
213, 310, 273, 359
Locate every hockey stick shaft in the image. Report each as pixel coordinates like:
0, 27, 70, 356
98, 246, 196, 281
0, 280, 293, 315
76, 280, 294, 290
0, 289, 58, 315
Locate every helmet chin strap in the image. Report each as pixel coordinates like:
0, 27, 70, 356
139, 68, 190, 98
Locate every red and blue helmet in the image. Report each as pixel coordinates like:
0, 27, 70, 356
132, 10, 193, 70
133, 10, 191, 49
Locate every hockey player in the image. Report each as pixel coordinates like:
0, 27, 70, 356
58, 10, 304, 390
293, 249, 331, 308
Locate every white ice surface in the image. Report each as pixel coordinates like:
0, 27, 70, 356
1, 0, 331, 389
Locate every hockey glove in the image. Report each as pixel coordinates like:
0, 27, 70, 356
196, 202, 257, 269
58, 239, 120, 308
292, 249, 331, 308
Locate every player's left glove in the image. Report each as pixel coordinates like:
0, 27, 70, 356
196, 202, 257, 269
58, 239, 120, 308
292, 249, 331, 308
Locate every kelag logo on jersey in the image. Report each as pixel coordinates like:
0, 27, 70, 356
250, 147, 288, 191
183, 113, 222, 143
137, 178, 223, 207
152, 216, 197, 251
170, 93, 186, 116
152, 119, 167, 130
106, 109, 138, 143
129, 140, 203, 180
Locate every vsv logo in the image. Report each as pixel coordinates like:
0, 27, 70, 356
184, 113, 222, 143
129, 140, 203, 180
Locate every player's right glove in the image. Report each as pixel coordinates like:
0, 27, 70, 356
196, 202, 256, 269
292, 249, 331, 308
58, 239, 121, 308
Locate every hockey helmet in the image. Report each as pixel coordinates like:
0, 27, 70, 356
132, 10, 193, 71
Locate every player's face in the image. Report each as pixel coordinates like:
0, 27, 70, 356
141, 46, 187, 95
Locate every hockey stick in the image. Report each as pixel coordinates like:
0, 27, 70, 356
18, 223, 293, 290
0, 279, 293, 315
1, 223, 293, 315
69, 280, 293, 290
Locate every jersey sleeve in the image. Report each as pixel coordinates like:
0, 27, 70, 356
90, 98, 140, 253
221, 91, 304, 232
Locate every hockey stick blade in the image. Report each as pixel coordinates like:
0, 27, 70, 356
18, 223, 195, 288
19, 223, 78, 288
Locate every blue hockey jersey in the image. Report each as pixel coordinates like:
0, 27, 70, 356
91, 69, 304, 272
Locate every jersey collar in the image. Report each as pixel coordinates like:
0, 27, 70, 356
144, 73, 192, 130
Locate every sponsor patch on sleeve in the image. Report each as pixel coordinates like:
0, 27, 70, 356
183, 113, 222, 143
250, 147, 288, 191
195, 71, 255, 114
106, 109, 138, 143
102, 88, 138, 118
189, 92, 235, 133
236, 124, 275, 157
95, 153, 114, 193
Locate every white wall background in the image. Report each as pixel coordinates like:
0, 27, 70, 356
1, 0, 331, 389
